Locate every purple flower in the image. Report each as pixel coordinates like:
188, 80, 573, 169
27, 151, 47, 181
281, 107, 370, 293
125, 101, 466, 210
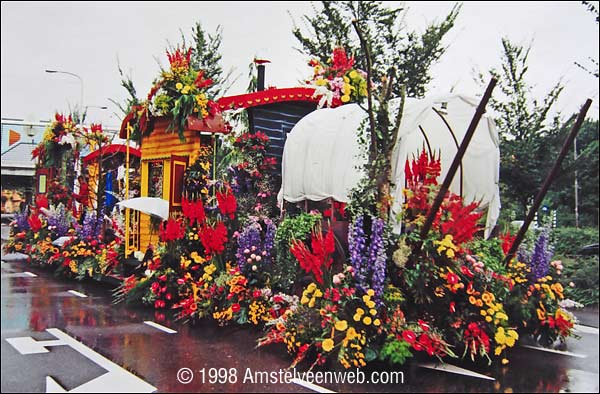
368, 218, 386, 306
47, 204, 73, 237
528, 228, 554, 281
14, 211, 30, 232
349, 215, 368, 293
79, 210, 103, 240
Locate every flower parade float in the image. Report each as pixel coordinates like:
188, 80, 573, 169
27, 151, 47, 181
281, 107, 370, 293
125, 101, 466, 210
4, 43, 592, 379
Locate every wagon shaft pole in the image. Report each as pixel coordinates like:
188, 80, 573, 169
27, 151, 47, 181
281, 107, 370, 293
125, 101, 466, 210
503, 98, 592, 266
419, 78, 497, 241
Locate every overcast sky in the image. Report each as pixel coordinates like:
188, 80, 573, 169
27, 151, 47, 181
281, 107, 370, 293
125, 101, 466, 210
1, 1, 598, 129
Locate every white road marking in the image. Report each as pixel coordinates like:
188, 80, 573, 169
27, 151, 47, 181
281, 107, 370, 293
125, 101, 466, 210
46, 328, 156, 392
5, 337, 65, 355
2, 272, 38, 278
574, 324, 599, 335
143, 321, 177, 334
6, 328, 156, 392
67, 290, 88, 298
521, 345, 587, 358
291, 378, 336, 393
417, 362, 496, 381
24, 271, 37, 277
564, 368, 600, 393
46, 376, 66, 393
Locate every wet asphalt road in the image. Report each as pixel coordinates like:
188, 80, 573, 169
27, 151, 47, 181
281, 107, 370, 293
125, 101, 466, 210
1, 224, 599, 393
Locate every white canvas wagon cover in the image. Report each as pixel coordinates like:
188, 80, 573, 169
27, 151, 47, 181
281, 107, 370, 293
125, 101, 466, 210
278, 94, 501, 236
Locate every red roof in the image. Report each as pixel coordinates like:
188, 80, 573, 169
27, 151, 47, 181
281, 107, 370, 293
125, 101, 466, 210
83, 144, 141, 164
217, 87, 319, 110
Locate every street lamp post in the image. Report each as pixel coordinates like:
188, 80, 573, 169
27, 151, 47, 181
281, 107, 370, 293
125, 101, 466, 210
45, 69, 84, 121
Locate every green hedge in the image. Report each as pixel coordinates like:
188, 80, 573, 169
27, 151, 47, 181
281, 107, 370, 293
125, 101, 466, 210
550, 227, 599, 256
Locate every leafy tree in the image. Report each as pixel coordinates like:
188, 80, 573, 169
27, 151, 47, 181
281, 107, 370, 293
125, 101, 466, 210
291, 1, 460, 220
291, 1, 461, 98
547, 118, 599, 228
182, 22, 236, 97
477, 38, 564, 221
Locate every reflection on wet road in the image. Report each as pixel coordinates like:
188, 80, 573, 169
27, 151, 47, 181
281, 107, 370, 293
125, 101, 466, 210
2, 253, 598, 393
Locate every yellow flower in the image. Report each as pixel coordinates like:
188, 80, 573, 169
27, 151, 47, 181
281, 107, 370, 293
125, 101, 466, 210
353, 314, 361, 322
495, 346, 503, 356
366, 300, 376, 309
301, 296, 309, 305
322, 338, 334, 352
369, 309, 377, 316
367, 289, 375, 297
348, 70, 358, 79
308, 298, 316, 308
485, 316, 492, 323
315, 78, 328, 87
341, 95, 350, 103
362, 316, 372, 326
373, 319, 381, 327
335, 320, 348, 331
501, 358, 509, 365
176, 82, 183, 90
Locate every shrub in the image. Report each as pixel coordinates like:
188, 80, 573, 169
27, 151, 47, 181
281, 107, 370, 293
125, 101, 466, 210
550, 227, 599, 256
272, 212, 321, 292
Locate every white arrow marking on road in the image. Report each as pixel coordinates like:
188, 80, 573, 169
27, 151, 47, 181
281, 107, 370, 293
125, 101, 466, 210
520, 345, 587, 358
67, 290, 88, 298
6, 328, 156, 393
46, 376, 67, 393
143, 321, 177, 334
417, 362, 496, 381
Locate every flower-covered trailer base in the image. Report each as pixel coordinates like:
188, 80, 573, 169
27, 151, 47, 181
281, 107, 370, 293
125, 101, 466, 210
5, 46, 579, 375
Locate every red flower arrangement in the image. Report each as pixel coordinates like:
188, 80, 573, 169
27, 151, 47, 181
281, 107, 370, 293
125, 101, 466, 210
216, 186, 237, 219
159, 218, 185, 243
200, 221, 228, 257
290, 226, 336, 285
182, 197, 206, 226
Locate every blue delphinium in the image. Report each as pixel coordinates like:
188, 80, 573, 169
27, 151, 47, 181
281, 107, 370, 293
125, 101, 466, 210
79, 210, 103, 240
14, 210, 30, 232
47, 204, 72, 237
368, 218, 387, 306
528, 228, 554, 281
349, 215, 368, 293
263, 219, 276, 265
235, 221, 262, 270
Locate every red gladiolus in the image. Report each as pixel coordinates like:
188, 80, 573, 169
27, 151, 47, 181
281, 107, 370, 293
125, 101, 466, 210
35, 194, 49, 210
290, 227, 335, 285
231, 303, 241, 313
200, 221, 228, 256
499, 231, 516, 256
159, 218, 185, 242
449, 301, 456, 313
182, 197, 206, 226
331, 47, 355, 75
194, 70, 213, 90
460, 265, 474, 278
418, 319, 430, 332
216, 188, 237, 219
28, 214, 42, 232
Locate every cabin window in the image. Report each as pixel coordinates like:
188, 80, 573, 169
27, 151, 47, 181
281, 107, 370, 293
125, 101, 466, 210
147, 161, 164, 198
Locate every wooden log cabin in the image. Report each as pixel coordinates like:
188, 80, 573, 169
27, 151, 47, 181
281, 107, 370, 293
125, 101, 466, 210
119, 84, 321, 255
118, 115, 228, 254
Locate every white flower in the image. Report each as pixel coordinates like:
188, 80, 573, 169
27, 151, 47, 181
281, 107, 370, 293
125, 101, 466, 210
58, 133, 76, 149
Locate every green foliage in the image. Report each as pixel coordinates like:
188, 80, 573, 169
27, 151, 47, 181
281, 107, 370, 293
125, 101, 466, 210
560, 256, 599, 306
185, 22, 235, 97
547, 119, 599, 228
379, 337, 413, 365
272, 213, 322, 291
550, 227, 599, 256
291, 1, 460, 98
468, 237, 507, 274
